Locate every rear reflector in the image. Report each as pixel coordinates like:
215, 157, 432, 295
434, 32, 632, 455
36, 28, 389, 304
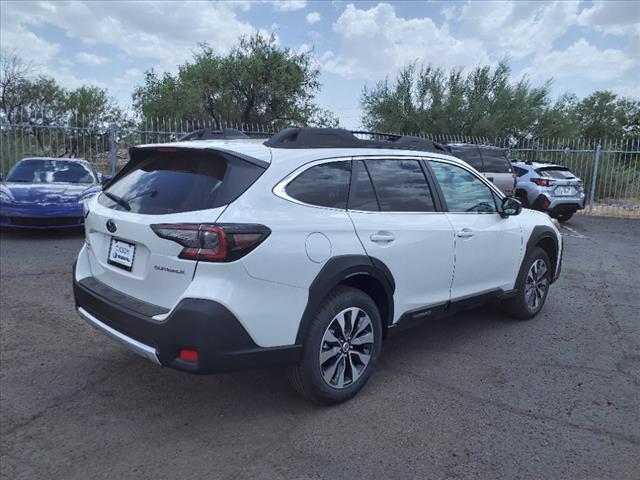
151, 223, 271, 262
179, 349, 199, 362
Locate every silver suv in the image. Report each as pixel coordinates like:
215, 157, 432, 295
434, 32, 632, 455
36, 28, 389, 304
512, 161, 585, 222
445, 143, 516, 196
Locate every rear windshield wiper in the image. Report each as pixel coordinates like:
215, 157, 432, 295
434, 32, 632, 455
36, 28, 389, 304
103, 191, 131, 211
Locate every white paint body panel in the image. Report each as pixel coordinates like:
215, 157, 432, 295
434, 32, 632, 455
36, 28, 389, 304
446, 213, 523, 299
75, 140, 562, 351
348, 210, 455, 321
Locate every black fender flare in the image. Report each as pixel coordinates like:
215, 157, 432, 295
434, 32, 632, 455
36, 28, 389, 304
295, 255, 395, 345
521, 225, 561, 283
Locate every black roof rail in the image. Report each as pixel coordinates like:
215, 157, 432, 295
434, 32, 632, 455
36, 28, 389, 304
264, 127, 448, 154
179, 128, 250, 141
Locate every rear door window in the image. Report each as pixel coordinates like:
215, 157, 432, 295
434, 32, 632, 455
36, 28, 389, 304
98, 149, 265, 214
364, 159, 435, 212
286, 161, 351, 209
449, 146, 484, 171
480, 148, 512, 173
348, 160, 380, 211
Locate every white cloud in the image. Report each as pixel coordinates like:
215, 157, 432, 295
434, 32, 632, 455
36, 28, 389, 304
1, 1, 256, 74
455, 1, 580, 59
577, 0, 640, 36
306, 11, 321, 25
612, 83, 640, 99
270, 1, 307, 12
0, 6, 61, 67
524, 38, 636, 82
75, 52, 109, 66
325, 3, 489, 79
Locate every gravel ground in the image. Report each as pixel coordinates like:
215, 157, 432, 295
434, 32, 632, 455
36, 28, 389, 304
1, 216, 639, 480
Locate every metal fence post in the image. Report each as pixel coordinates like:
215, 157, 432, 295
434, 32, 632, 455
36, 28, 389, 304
109, 123, 118, 176
588, 143, 601, 213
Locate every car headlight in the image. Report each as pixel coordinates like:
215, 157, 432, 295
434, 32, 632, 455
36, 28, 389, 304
0, 190, 13, 203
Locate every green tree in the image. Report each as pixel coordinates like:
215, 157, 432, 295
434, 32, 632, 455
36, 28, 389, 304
361, 61, 554, 140
65, 85, 122, 126
133, 33, 337, 127
574, 91, 640, 139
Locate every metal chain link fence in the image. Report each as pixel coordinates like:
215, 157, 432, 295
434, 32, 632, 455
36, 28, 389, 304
1, 117, 639, 218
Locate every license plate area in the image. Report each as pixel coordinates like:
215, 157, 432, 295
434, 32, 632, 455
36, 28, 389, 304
108, 237, 136, 271
555, 186, 576, 196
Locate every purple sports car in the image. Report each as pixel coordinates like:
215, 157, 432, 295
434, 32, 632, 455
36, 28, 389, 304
0, 157, 106, 229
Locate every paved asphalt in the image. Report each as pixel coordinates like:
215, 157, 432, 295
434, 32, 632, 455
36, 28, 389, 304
1, 216, 639, 480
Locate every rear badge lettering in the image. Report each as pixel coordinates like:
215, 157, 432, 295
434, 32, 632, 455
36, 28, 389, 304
154, 265, 185, 275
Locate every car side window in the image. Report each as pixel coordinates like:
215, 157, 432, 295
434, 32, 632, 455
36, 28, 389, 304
480, 148, 512, 173
348, 160, 380, 211
286, 161, 351, 209
429, 161, 498, 213
449, 146, 484, 171
514, 166, 528, 177
365, 159, 435, 212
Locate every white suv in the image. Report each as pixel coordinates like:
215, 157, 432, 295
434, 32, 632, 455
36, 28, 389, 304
73, 128, 563, 404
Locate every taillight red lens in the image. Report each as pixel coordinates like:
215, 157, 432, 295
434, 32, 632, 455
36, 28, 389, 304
531, 177, 555, 187
150, 223, 270, 262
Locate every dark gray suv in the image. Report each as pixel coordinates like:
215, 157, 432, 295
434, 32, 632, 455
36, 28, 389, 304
446, 143, 516, 196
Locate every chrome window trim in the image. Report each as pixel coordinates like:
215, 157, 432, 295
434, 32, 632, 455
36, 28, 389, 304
272, 156, 352, 211
273, 154, 451, 214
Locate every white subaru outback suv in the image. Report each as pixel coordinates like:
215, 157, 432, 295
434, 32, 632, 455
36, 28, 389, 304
74, 128, 563, 404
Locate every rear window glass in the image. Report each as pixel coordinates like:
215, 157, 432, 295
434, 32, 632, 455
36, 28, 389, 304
537, 167, 576, 180
480, 148, 512, 173
98, 150, 264, 214
365, 159, 435, 212
286, 161, 351, 209
449, 146, 484, 171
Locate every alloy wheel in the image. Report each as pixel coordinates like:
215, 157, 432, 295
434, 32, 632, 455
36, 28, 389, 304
525, 258, 549, 312
318, 307, 374, 389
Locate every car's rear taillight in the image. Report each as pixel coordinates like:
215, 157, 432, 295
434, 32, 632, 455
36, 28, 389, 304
151, 223, 271, 262
531, 177, 556, 187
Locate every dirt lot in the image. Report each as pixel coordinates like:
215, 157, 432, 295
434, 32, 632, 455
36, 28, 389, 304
1, 216, 639, 480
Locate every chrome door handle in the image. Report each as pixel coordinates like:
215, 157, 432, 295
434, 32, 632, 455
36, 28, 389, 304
456, 229, 474, 238
370, 232, 395, 243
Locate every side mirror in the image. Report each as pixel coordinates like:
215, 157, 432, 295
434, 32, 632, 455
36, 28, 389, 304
101, 175, 113, 186
501, 196, 522, 217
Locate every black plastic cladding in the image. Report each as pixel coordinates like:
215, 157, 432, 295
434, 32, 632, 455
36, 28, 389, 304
264, 128, 448, 154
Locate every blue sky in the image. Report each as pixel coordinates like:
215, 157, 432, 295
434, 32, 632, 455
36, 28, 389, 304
1, 0, 639, 128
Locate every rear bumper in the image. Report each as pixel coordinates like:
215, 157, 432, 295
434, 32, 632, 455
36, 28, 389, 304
532, 194, 585, 214
73, 273, 302, 374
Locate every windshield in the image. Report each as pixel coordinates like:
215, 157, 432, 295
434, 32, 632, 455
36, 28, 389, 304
7, 160, 95, 184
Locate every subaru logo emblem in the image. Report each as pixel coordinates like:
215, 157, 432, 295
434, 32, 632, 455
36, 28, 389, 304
106, 220, 117, 233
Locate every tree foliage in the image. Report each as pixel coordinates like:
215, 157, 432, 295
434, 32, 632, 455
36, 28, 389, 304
0, 48, 121, 126
132, 33, 337, 127
361, 62, 639, 140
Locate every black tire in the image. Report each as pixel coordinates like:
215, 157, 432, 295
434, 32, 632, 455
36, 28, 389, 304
502, 247, 552, 320
555, 213, 573, 223
287, 286, 383, 405
515, 190, 529, 207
